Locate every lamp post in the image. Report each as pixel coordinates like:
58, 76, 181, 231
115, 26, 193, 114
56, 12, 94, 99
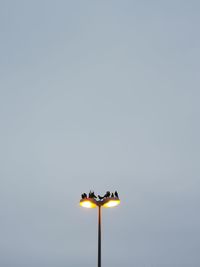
80, 192, 120, 267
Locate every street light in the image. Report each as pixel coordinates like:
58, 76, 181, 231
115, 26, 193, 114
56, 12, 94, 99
79, 191, 120, 267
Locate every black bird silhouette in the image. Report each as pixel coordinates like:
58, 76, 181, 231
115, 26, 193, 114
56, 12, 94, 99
98, 191, 111, 200
88, 191, 92, 198
81, 193, 87, 199
104, 191, 111, 198
91, 191, 97, 199
98, 195, 104, 200
89, 191, 97, 199
114, 191, 119, 198
111, 193, 114, 198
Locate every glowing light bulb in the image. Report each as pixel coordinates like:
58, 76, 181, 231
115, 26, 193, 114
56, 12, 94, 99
103, 199, 120, 208
80, 199, 97, 208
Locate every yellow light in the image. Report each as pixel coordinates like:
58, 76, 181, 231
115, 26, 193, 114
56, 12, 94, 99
80, 199, 97, 208
103, 199, 120, 208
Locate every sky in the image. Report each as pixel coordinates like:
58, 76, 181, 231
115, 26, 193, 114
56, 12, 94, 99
0, 0, 200, 266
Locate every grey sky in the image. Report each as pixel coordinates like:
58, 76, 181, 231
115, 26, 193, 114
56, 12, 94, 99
0, 1, 200, 266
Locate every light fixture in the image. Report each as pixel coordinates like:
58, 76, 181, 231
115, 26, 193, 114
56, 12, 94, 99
102, 198, 120, 208
79, 199, 97, 208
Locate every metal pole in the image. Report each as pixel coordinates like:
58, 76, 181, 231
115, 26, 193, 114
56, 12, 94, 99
98, 205, 101, 267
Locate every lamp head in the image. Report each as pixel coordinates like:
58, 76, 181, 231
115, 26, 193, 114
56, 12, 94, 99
80, 198, 97, 208
80, 191, 120, 208
102, 197, 120, 208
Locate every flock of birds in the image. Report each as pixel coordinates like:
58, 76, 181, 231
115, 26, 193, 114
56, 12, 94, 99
81, 190, 119, 201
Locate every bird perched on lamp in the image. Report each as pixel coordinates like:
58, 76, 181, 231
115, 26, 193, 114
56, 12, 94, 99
89, 191, 97, 199
104, 191, 111, 198
114, 191, 119, 198
98, 191, 112, 200
81, 193, 87, 199
98, 195, 104, 200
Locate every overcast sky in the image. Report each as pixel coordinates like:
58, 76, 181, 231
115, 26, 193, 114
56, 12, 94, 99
0, 1, 200, 266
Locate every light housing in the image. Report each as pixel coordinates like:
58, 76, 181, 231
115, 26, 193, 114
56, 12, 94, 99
80, 198, 97, 208
102, 197, 120, 208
